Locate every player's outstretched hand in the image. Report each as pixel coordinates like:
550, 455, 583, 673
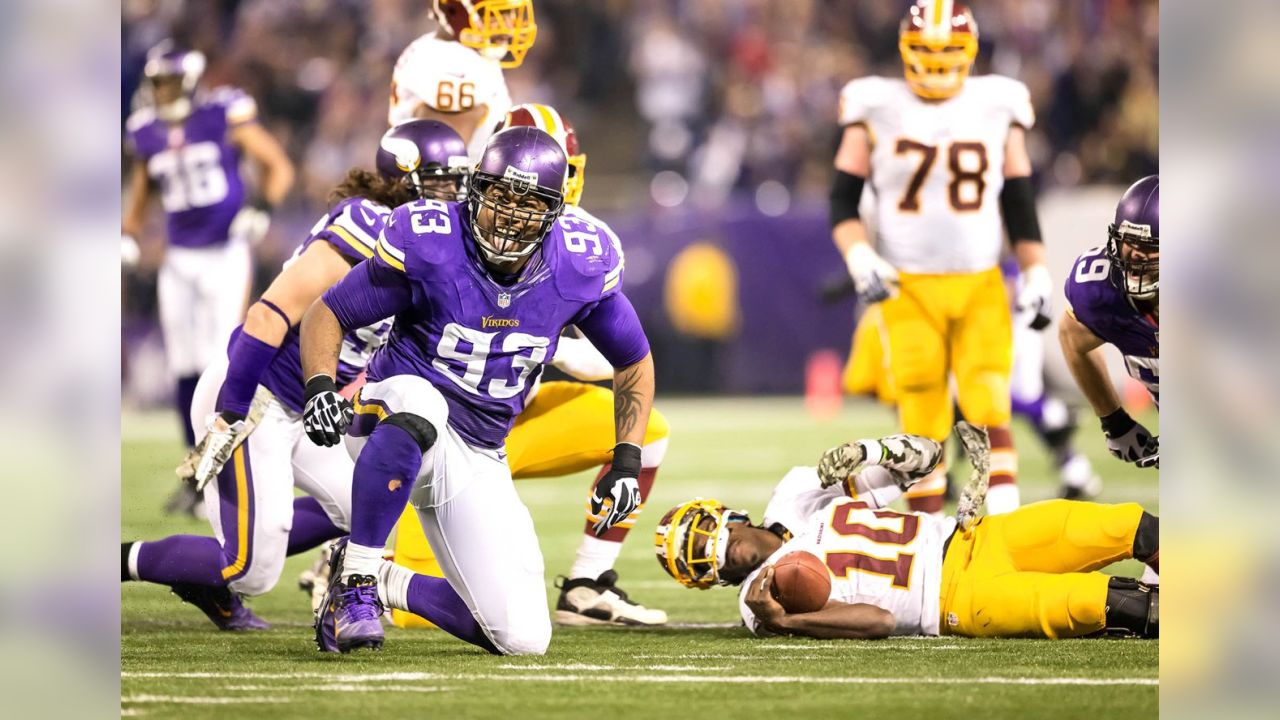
744, 565, 785, 628
303, 375, 353, 447
1015, 264, 1053, 330
229, 200, 272, 246
590, 443, 642, 535
1100, 408, 1158, 468
843, 243, 899, 305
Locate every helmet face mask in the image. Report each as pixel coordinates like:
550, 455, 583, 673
654, 499, 752, 589
468, 171, 562, 267
899, 1, 979, 100
434, 0, 537, 69
1106, 175, 1160, 303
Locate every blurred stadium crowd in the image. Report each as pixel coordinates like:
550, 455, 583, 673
121, 0, 1157, 402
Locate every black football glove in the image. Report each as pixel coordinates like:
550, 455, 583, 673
1100, 408, 1158, 468
303, 375, 353, 447
590, 443, 642, 536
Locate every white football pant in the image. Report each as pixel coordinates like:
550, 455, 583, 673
159, 238, 251, 378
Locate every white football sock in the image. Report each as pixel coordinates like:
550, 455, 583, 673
376, 560, 413, 611
569, 534, 622, 581
851, 466, 904, 508
127, 541, 144, 582
342, 542, 385, 582
985, 483, 1021, 515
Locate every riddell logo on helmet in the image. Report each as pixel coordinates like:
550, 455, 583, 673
503, 166, 538, 195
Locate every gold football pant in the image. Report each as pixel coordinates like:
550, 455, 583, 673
880, 268, 1012, 441
390, 381, 671, 628
940, 500, 1145, 638
843, 304, 896, 405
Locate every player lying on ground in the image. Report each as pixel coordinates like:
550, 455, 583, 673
121, 121, 469, 629
300, 126, 655, 655
655, 432, 1159, 640
1060, 175, 1159, 469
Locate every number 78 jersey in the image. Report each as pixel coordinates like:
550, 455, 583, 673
739, 498, 957, 636
839, 75, 1035, 274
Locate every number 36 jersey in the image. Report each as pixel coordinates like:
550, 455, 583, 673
739, 498, 956, 637
125, 86, 256, 248
838, 75, 1034, 274
364, 200, 628, 449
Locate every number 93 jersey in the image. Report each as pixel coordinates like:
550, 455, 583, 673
839, 75, 1034, 274
125, 86, 257, 248
365, 199, 626, 449
389, 34, 512, 161
739, 498, 956, 637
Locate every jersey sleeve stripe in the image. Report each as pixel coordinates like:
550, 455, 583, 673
601, 276, 621, 294
326, 225, 375, 259
375, 238, 406, 272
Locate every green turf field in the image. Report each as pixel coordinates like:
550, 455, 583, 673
122, 397, 1158, 718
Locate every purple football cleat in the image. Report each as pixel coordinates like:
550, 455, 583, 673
170, 583, 270, 631
314, 538, 385, 653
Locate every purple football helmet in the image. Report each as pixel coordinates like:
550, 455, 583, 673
142, 40, 205, 122
1106, 175, 1159, 302
467, 126, 567, 267
377, 120, 470, 201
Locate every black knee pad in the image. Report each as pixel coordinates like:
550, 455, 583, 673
1104, 576, 1159, 638
1132, 512, 1159, 563
381, 412, 438, 454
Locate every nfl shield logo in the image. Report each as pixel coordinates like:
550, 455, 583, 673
497, 292, 511, 308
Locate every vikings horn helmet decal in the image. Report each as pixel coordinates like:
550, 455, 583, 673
498, 103, 587, 206
1106, 175, 1160, 302
899, 0, 979, 100
467, 126, 566, 265
654, 499, 752, 589
433, 0, 538, 69
377, 120, 471, 201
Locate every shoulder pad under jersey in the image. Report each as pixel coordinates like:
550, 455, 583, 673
375, 199, 468, 275
838, 76, 897, 127
1063, 247, 1119, 336
969, 74, 1035, 130
310, 197, 390, 264
547, 206, 625, 302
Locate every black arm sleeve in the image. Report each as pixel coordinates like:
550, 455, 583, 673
1000, 175, 1042, 243
829, 170, 866, 228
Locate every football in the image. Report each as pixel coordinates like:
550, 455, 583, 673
770, 550, 832, 614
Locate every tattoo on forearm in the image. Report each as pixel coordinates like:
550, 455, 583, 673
613, 366, 644, 439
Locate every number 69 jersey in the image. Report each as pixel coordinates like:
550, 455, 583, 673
739, 498, 957, 637
839, 74, 1034, 274
1064, 247, 1160, 404
363, 199, 626, 449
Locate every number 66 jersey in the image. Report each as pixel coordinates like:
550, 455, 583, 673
838, 74, 1034, 273
740, 495, 956, 637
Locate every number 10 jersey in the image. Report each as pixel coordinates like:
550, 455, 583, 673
838, 74, 1035, 274
739, 498, 956, 636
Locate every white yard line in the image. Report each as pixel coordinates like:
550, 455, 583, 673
224, 684, 450, 693
497, 664, 723, 672
123, 671, 1156, 687
121, 695, 291, 705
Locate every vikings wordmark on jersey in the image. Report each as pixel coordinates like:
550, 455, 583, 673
357, 198, 625, 449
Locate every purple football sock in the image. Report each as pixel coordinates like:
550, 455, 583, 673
286, 497, 345, 556
133, 536, 228, 587
1010, 393, 1047, 429
406, 574, 499, 654
176, 375, 200, 447
350, 423, 421, 548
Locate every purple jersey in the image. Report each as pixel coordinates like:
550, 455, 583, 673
1064, 246, 1160, 403
346, 199, 635, 448
125, 86, 256, 248
258, 197, 395, 412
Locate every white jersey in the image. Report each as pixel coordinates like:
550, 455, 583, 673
839, 75, 1034, 274
389, 33, 512, 161
739, 495, 956, 637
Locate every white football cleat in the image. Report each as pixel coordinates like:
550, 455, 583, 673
554, 570, 667, 627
